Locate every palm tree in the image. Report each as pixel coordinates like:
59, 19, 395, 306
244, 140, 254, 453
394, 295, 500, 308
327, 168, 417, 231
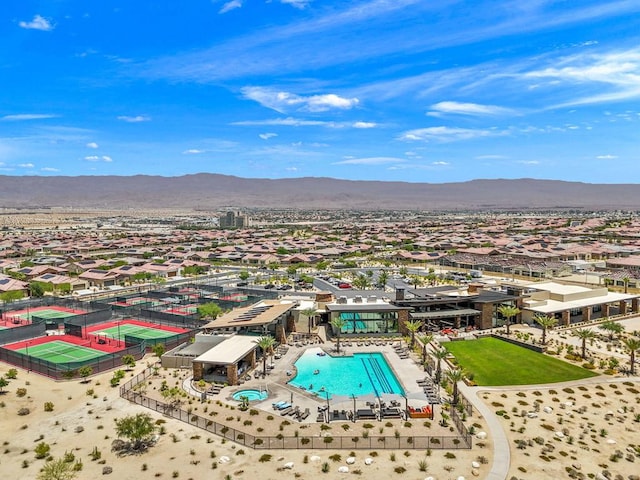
352, 274, 370, 290
377, 270, 389, 289
300, 307, 317, 334
405, 319, 422, 348
433, 348, 448, 384
445, 368, 465, 405
623, 276, 630, 294
599, 319, 624, 341
419, 334, 434, 364
534, 314, 558, 345
497, 305, 521, 335
330, 317, 347, 354
573, 328, 596, 359
256, 336, 276, 377
622, 337, 640, 375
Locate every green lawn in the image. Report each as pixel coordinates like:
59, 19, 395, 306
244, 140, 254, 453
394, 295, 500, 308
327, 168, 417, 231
443, 337, 599, 386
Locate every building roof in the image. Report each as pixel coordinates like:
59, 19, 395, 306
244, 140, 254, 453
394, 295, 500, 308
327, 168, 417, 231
204, 300, 297, 329
410, 309, 481, 319
193, 335, 259, 365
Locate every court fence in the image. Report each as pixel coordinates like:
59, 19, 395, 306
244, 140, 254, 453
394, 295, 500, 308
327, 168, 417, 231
120, 367, 472, 450
0, 341, 147, 380
0, 321, 47, 346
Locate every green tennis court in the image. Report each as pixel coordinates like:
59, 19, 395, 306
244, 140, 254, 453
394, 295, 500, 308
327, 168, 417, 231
13, 308, 81, 320
17, 340, 105, 364
93, 323, 179, 341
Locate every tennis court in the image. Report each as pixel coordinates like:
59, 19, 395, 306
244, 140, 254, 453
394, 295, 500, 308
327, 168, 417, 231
15, 339, 106, 364
89, 321, 189, 341
5, 306, 86, 321
163, 303, 199, 316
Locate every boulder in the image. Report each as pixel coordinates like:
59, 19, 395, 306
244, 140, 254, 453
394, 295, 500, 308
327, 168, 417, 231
543, 406, 553, 414
283, 462, 294, 469
338, 466, 349, 473
364, 458, 373, 465
476, 431, 487, 440
471, 461, 480, 468
218, 456, 231, 464
310, 455, 321, 462
102, 466, 113, 475
346, 457, 356, 464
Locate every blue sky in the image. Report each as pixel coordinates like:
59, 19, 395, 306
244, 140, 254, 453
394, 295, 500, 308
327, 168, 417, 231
1, 1, 639, 183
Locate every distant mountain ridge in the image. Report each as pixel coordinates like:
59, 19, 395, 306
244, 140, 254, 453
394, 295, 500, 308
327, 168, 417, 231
0, 174, 638, 210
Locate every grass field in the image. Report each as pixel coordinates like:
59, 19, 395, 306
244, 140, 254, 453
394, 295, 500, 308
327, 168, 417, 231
443, 337, 599, 386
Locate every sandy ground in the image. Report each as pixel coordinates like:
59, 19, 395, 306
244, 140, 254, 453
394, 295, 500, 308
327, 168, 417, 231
3, 340, 638, 479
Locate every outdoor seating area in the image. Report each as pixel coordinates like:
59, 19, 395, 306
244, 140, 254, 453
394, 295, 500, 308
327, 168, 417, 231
394, 343, 410, 359
408, 405, 433, 418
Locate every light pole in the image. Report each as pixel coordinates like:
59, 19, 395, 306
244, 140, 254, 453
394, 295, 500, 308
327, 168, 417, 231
326, 391, 330, 423
117, 321, 121, 344
351, 394, 357, 423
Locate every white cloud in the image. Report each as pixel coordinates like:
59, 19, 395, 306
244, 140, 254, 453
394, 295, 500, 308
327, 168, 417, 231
475, 154, 508, 160
285, 166, 299, 171
596, 154, 618, 159
1, 114, 58, 121
259, 133, 278, 140
219, 0, 242, 14
332, 156, 406, 166
183, 149, 205, 154
400, 126, 504, 142
86, 142, 99, 149
281, 0, 310, 8
117, 115, 150, 122
431, 161, 449, 166
18, 163, 35, 168
232, 117, 330, 127
241, 87, 359, 113
40, 167, 59, 172
19, 15, 54, 31
84, 155, 112, 162
427, 101, 515, 117
352, 121, 377, 128
518, 160, 540, 165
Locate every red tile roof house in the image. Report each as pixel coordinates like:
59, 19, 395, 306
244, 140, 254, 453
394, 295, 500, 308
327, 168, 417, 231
32, 273, 89, 292
140, 262, 180, 278
78, 269, 123, 288
0, 276, 29, 296
16, 265, 66, 280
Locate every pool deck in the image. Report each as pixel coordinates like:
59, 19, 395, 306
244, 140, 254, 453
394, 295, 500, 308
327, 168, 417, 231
215, 340, 438, 423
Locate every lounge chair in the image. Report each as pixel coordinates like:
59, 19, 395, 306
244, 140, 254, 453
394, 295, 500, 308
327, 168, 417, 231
299, 408, 310, 420
279, 406, 293, 416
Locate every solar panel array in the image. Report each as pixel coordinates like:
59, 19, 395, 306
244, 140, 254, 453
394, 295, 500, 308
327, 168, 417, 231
230, 304, 272, 322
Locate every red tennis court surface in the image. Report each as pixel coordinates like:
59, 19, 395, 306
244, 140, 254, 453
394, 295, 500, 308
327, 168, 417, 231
4, 333, 125, 354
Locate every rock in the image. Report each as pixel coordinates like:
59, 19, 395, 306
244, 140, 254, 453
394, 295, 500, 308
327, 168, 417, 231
527, 412, 538, 418
102, 466, 113, 475
218, 456, 231, 464
555, 431, 565, 439
74, 426, 84, 433
565, 401, 573, 407
457, 477, 466, 480
595, 474, 607, 480
310, 455, 321, 462
606, 439, 616, 444
476, 431, 487, 440
628, 475, 639, 480
471, 461, 480, 468
346, 457, 356, 464
572, 463, 581, 470
283, 462, 294, 469
472, 469, 479, 476
110, 439, 126, 452
364, 458, 373, 465
543, 406, 553, 414
424, 477, 435, 480
338, 466, 349, 473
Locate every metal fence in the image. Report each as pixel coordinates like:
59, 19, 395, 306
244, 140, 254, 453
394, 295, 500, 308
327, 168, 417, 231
0, 321, 47, 346
120, 368, 472, 450
0, 341, 147, 380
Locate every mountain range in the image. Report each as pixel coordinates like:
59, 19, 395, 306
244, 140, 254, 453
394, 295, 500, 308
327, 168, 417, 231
0, 174, 638, 211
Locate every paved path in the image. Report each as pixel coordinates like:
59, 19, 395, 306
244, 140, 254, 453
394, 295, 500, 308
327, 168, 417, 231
459, 373, 640, 480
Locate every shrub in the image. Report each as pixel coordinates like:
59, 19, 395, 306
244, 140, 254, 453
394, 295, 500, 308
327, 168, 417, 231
44, 402, 54, 412
259, 454, 272, 463
16, 388, 27, 397
34, 442, 50, 459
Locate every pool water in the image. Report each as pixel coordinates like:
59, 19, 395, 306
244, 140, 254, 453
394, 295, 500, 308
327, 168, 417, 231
232, 389, 268, 402
289, 349, 404, 399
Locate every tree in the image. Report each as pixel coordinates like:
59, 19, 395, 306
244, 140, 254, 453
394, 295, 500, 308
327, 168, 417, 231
599, 319, 624, 341
419, 334, 434, 364
352, 274, 370, 290
445, 368, 465, 406
256, 336, 276, 377
238, 270, 250, 281
37, 457, 77, 480
405, 319, 422, 349
114, 413, 157, 452
533, 314, 558, 345
151, 343, 165, 358
573, 328, 596, 359
0, 376, 9, 393
623, 277, 630, 294
300, 307, 317, 333
121, 354, 136, 370
78, 366, 93, 382
0, 290, 24, 303
29, 281, 46, 298
433, 349, 448, 384
622, 337, 640, 375
497, 305, 521, 335
197, 302, 223, 320
377, 270, 389, 289
330, 317, 347, 354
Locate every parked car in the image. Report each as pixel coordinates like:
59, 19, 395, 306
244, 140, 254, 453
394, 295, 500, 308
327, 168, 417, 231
237, 281, 248, 287
264, 283, 275, 289
338, 282, 352, 289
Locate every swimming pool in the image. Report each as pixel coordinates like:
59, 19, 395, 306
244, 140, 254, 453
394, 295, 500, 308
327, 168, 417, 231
232, 389, 268, 402
289, 349, 405, 399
